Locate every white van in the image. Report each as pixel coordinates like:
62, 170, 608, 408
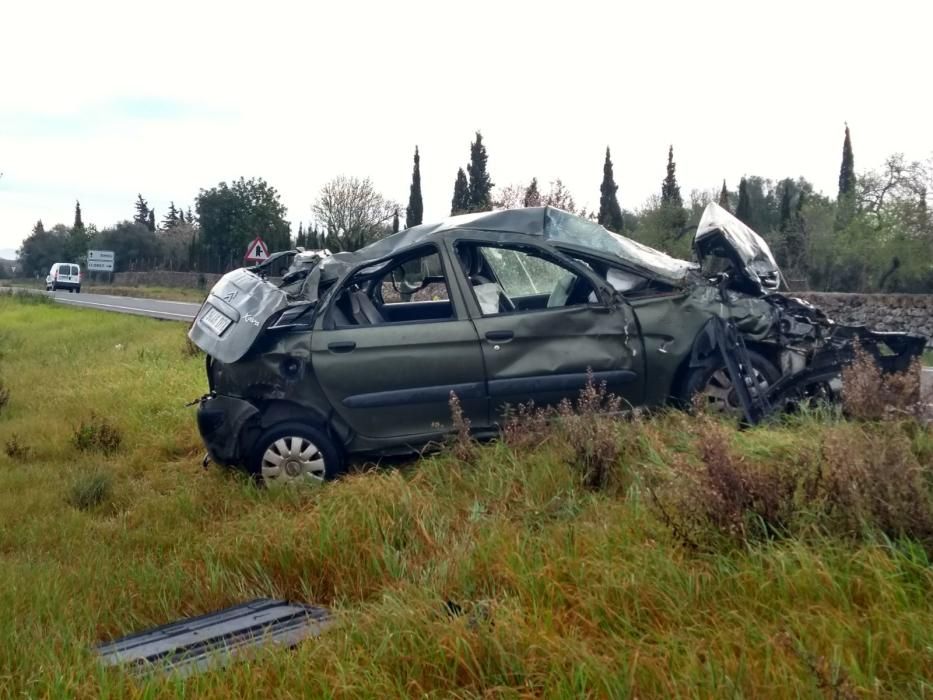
46, 262, 82, 293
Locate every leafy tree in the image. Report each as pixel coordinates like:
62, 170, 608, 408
196, 177, 291, 271
92, 221, 162, 272
523, 178, 541, 208
598, 147, 624, 232
134, 194, 150, 226
661, 145, 682, 206
405, 146, 423, 228
542, 179, 577, 213
162, 201, 180, 229
17, 223, 69, 275
158, 221, 198, 270
466, 131, 493, 211
718, 180, 730, 210
451, 168, 470, 215
736, 177, 751, 224
311, 175, 398, 252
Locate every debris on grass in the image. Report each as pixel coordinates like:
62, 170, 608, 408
95, 598, 332, 678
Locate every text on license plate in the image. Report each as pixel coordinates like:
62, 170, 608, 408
201, 306, 232, 335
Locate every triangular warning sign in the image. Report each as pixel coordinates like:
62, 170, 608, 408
244, 237, 270, 262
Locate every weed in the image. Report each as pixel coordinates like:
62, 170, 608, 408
842, 347, 922, 420
445, 392, 476, 462
4, 433, 32, 460
72, 413, 123, 454
183, 330, 202, 357
0, 378, 8, 415
555, 372, 624, 490
67, 471, 113, 511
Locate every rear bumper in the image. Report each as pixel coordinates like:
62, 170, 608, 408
196, 395, 259, 467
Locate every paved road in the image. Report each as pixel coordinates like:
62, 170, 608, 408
48, 289, 201, 322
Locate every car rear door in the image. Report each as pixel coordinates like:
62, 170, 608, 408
310, 245, 488, 441
453, 240, 646, 419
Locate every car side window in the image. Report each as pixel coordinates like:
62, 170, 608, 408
459, 244, 597, 316
329, 248, 455, 327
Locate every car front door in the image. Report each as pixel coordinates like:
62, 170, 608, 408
452, 240, 646, 420
310, 244, 488, 441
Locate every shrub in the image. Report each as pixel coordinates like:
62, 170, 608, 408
183, 331, 202, 358
72, 413, 122, 454
842, 348, 922, 420
555, 374, 624, 490
445, 392, 476, 463
4, 434, 32, 460
67, 471, 113, 511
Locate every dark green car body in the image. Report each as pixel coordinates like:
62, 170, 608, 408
190, 206, 926, 473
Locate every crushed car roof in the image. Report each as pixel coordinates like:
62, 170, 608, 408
318, 206, 697, 284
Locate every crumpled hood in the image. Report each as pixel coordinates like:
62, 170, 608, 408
694, 202, 783, 293
188, 268, 289, 363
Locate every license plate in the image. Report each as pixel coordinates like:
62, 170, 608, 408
200, 306, 232, 335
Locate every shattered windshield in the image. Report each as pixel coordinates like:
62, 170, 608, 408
543, 208, 695, 281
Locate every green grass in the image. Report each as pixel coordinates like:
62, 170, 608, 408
924, 349, 933, 366
1, 279, 207, 303
0, 294, 931, 698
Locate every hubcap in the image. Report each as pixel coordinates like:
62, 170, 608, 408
700, 367, 770, 414
261, 436, 326, 485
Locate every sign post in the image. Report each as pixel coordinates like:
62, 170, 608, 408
244, 237, 270, 263
87, 249, 115, 284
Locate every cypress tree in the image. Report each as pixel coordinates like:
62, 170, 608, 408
73, 200, 84, 230
597, 147, 624, 232
297, 222, 305, 247
795, 190, 806, 230
405, 146, 423, 228
466, 131, 493, 212
718, 180, 730, 210
736, 178, 751, 224
162, 201, 179, 229
523, 178, 541, 208
186, 207, 194, 223
134, 194, 150, 225
33, 220, 45, 235
835, 123, 856, 229
147, 209, 156, 232
837, 123, 856, 199
778, 181, 793, 232
451, 168, 470, 215
179, 208, 186, 224
661, 145, 682, 206
392, 208, 400, 234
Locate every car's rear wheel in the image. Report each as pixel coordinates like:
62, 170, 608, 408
683, 350, 781, 414
248, 422, 343, 487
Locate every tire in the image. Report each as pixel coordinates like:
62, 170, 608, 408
51, 284, 57, 292
682, 350, 781, 414
76, 287, 81, 294
247, 421, 343, 487
69, 288, 74, 293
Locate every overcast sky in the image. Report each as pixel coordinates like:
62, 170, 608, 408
1, 0, 931, 255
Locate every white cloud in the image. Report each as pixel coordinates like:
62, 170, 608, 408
1, 0, 931, 250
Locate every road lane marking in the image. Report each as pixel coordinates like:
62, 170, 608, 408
54, 297, 196, 319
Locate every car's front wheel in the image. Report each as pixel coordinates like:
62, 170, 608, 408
683, 350, 781, 414
248, 422, 343, 487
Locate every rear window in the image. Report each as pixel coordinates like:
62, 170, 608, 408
65, 265, 77, 275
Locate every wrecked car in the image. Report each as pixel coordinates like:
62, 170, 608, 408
189, 204, 927, 484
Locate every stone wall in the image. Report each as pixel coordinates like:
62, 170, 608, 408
796, 292, 933, 346
110, 271, 223, 289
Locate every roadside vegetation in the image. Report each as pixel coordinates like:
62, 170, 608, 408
0, 293, 931, 697
0, 278, 206, 303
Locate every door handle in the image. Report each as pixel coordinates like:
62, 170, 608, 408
327, 341, 356, 353
485, 330, 514, 343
